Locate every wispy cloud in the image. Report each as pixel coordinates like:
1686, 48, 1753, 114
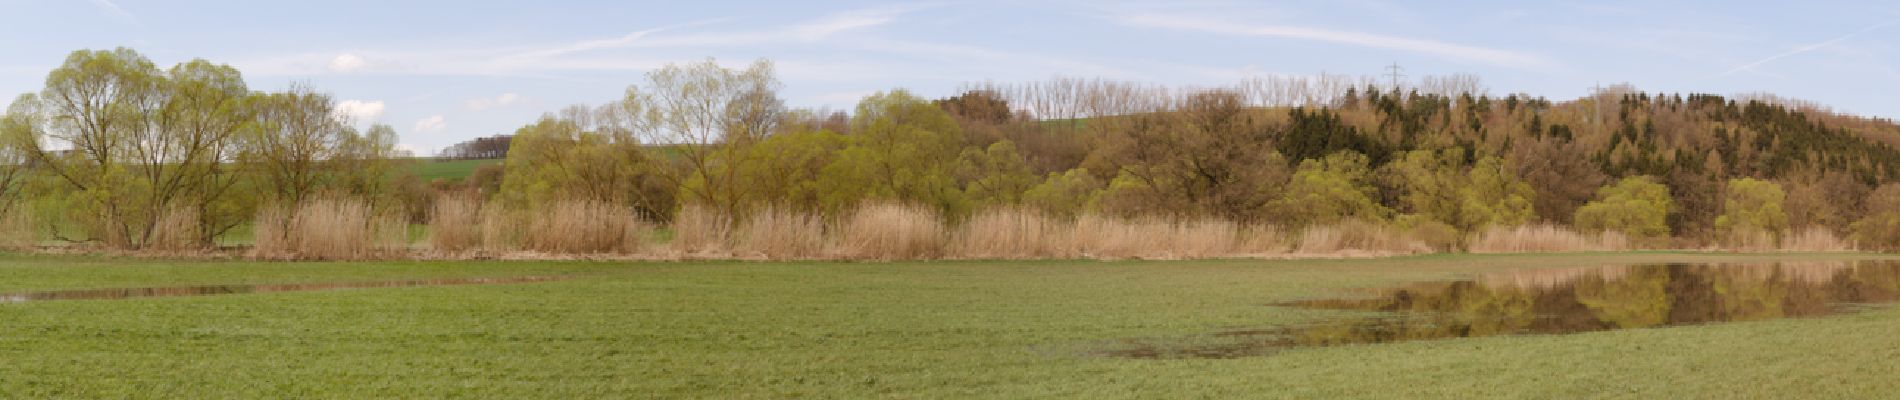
1113, 14, 1548, 68
235, 6, 913, 78
89, 0, 137, 24
1718, 21, 1898, 77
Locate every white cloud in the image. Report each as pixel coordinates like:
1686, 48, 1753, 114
413, 115, 447, 133
1114, 14, 1547, 68
465, 93, 521, 110
328, 53, 367, 73
332, 100, 385, 123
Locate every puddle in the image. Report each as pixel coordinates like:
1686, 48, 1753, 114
1109, 261, 1900, 359
0, 276, 565, 303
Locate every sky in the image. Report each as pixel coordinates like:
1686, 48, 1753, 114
1, 0, 1896, 155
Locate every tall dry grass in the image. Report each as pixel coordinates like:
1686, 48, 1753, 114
1294, 219, 1431, 256
952, 207, 1071, 259
731, 207, 827, 260
144, 205, 203, 252
1066, 214, 1284, 259
252, 197, 407, 260
522, 199, 647, 254
480, 207, 526, 252
670, 204, 731, 256
0, 207, 36, 251
1467, 225, 1631, 253
428, 194, 483, 253
838, 202, 944, 260
1779, 227, 1853, 252
1718, 228, 1779, 252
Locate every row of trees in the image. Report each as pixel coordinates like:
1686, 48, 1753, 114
486, 57, 1900, 248
0, 48, 404, 250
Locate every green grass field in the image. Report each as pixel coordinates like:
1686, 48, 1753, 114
1, 252, 1898, 398
411, 158, 503, 182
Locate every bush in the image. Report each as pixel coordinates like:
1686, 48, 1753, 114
1574, 176, 1674, 239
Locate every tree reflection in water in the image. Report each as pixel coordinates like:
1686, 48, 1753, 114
1110, 261, 1900, 359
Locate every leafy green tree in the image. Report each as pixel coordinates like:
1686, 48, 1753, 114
955, 140, 1037, 206
1851, 184, 1900, 249
2, 48, 256, 248
1270, 151, 1390, 227
1574, 176, 1675, 239
498, 110, 672, 219
1022, 168, 1103, 218
1714, 178, 1789, 235
818, 90, 967, 215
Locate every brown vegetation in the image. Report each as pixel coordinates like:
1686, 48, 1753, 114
1467, 225, 1631, 253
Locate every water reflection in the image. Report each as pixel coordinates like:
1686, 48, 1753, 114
0, 276, 564, 303
1110, 261, 1900, 359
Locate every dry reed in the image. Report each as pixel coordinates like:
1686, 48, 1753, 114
522, 199, 646, 254
428, 194, 483, 253
1467, 225, 1631, 253
251, 197, 407, 260
837, 202, 944, 260
670, 204, 731, 256
1294, 219, 1431, 256
1779, 227, 1853, 252
951, 207, 1071, 259
0, 207, 36, 251
144, 205, 203, 252
731, 207, 828, 260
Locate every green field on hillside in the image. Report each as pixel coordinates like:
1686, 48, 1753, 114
1, 252, 1897, 398
411, 158, 503, 182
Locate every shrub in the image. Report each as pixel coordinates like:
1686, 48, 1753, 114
1574, 176, 1675, 239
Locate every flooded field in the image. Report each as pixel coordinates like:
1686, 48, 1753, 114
1112, 261, 1900, 358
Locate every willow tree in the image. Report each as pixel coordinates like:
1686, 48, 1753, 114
616, 58, 783, 220
1, 48, 252, 249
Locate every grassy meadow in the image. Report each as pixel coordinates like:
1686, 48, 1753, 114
1, 252, 1898, 398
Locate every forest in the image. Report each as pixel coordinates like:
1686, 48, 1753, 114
7, 47, 1900, 260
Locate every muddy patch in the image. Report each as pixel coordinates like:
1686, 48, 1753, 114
0, 276, 566, 303
1109, 261, 1900, 359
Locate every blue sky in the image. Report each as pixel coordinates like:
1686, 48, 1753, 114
2, 0, 1896, 155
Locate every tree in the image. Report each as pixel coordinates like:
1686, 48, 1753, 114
240, 85, 395, 207
1086, 90, 1287, 221
1851, 184, 1900, 249
498, 109, 673, 220
818, 90, 966, 215
955, 140, 1037, 206
1714, 178, 1788, 236
1022, 168, 1103, 218
1, 48, 253, 249
1574, 176, 1675, 239
1269, 151, 1389, 227
619, 58, 783, 220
